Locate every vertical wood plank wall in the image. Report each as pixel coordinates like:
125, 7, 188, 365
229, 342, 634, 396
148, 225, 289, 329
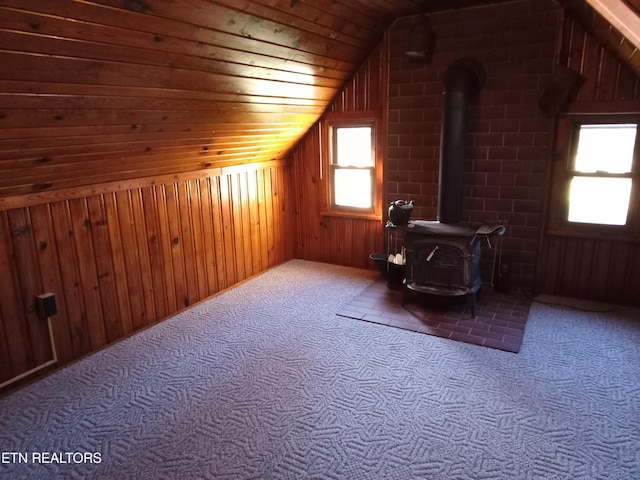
537, 14, 640, 305
0, 163, 294, 386
291, 42, 387, 269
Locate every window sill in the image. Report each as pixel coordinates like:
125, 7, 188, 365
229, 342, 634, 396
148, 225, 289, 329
546, 226, 640, 244
320, 210, 382, 221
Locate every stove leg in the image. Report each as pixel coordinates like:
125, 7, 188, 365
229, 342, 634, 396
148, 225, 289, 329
468, 292, 476, 318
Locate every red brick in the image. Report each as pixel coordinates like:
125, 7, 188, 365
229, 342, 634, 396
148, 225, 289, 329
389, 97, 413, 110
387, 170, 410, 182
475, 133, 504, 147
502, 160, 533, 174
484, 198, 514, 212
513, 199, 542, 213
398, 83, 424, 97
398, 134, 423, 147
504, 133, 535, 147
398, 109, 424, 123
387, 146, 410, 158
398, 182, 422, 195
514, 173, 544, 187
487, 146, 518, 160
486, 173, 516, 187
490, 118, 521, 133
473, 185, 500, 199
516, 146, 547, 160
474, 158, 502, 173
500, 186, 530, 200
491, 90, 522, 106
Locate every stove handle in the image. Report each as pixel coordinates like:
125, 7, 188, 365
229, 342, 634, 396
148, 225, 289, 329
426, 246, 439, 261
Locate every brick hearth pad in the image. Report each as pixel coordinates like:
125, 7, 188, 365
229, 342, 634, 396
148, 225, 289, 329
337, 278, 531, 353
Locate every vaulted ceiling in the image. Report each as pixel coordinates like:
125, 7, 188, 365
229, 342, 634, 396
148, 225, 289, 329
0, 0, 638, 199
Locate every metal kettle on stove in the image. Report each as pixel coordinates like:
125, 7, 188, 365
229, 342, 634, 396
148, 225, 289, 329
388, 200, 413, 226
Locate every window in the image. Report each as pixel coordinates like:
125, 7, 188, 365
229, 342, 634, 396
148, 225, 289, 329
321, 114, 382, 218
332, 125, 374, 210
548, 115, 640, 238
567, 123, 636, 225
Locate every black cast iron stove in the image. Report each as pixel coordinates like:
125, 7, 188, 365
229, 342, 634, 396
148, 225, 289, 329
402, 221, 503, 316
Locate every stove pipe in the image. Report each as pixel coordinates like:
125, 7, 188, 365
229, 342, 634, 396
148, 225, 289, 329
438, 58, 485, 224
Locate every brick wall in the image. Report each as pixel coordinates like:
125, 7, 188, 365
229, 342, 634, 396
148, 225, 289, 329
387, 0, 560, 290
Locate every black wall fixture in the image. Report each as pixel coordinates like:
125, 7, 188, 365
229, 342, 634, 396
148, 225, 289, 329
438, 58, 485, 224
405, 15, 436, 62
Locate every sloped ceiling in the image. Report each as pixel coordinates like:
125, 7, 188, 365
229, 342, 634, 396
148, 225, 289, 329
558, 0, 640, 78
0, 0, 638, 199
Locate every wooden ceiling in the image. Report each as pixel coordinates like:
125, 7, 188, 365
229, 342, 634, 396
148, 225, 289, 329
0, 0, 638, 199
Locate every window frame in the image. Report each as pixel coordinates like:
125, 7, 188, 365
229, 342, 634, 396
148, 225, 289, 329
548, 114, 640, 240
321, 112, 383, 219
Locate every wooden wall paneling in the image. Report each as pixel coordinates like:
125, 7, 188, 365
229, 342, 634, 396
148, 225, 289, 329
178, 179, 201, 307
541, 235, 640, 305
185, 180, 209, 302
153, 185, 178, 314
85, 195, 123, 344
539, 237, 557, 294
271, 167, 286, 263
140, 186, 169, 321
67, 198, 107, 351
350, 220, 364, 269
284, 165, 296, 261
48, 201, 92, 358
247, 171, 262, 276
208, 176, 228, 291
268, 167, 279, 265
624, 244, 640, 301
343, 219, 352, 266
262, 167, 276, 267
0, 211, 33, 379
579, 31, 601, 102
0, 301, 13, 382
596, 47, 618, 101
228, 173, 246, 282
114, 190, 148, 329
589, 238, 612, 299
0, 162, 296, 390
300, 127, 323, 262
218, 175, 238, 288
563, 16, 640, 103
574, 238, 594, 297
616, 62, 640, 100
197, 178, 219, 297
163, 184, 189, 309
103, 192, 134, 337
256, 168, 269, 272
606, 242, 630, 302
238, 172, 254, 278
6, 208, 53, 366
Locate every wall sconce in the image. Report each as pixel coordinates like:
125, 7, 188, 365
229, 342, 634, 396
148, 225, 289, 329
405, 15, 435, 63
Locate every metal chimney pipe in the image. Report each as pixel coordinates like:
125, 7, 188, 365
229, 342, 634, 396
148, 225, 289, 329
438, 58, 485, 224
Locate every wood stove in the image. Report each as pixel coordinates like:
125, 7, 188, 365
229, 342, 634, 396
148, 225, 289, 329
402, 221, 485, 316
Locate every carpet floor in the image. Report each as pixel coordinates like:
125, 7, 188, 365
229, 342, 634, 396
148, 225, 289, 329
0, 259, 638, 480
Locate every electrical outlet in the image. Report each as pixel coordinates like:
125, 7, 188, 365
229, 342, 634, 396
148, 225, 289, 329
36, 293, 57, 318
